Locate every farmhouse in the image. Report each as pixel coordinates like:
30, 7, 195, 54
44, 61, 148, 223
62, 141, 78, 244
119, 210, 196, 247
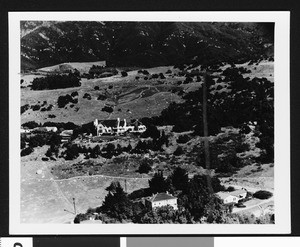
216, 192, 239, 205
146, 192, 178, 210
228, 188, 247, 200
94, 118, 146, 136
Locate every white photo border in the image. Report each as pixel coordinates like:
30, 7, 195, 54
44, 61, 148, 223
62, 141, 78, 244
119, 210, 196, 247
9, 11, 290, 234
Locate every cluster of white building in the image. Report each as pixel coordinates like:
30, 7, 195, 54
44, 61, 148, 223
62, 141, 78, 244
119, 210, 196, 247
93, 118, 146, 136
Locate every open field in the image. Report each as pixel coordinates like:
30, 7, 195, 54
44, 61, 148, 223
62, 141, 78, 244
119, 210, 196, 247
21, 148, 149, 223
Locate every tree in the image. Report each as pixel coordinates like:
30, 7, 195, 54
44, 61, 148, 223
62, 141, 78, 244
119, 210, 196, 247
253, 190, 273, 200
142, 124, 160, 140
179, 175, 211, 221
169, 167, 189, 191
203, 195, 227, 223
137, 159, 152, 174
101, 182, 133, 221
121, 71, 128, 77
148, 172, 169, 194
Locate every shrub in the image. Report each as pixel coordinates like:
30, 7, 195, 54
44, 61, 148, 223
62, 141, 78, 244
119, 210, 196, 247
94, 86, 100, 90
71, 91, 78, 97
21, 147, 34, 156
101, 106, 113, 113
57, 94, 77, 108
141, 124, 160, 139
83, 93, 91, 100
253, 190, 273, 200
159, 73, 166, 79
173, 146, 183, 156
21, 104, 30, 114
177, 134, 190, 144
137, 159, 152, 174
215, 162, 234, 174
226, 186, 236, 192
121, 71, 128, 77
31, 104, 41, 111
22, 121, 40, 129
97, 94, 107, 100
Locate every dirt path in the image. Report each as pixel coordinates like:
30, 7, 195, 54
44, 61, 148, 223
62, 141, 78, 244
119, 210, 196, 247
26, 173, 151, 182
232, 198, 274, 214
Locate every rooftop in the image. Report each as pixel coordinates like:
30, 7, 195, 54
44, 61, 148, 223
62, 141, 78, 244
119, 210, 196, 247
229, 189, 247, 197
149, 192, 177, 202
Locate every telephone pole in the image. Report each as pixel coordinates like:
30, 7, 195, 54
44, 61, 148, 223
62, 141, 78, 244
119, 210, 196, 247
72, 197, 77, 215
203, 72, 213, 194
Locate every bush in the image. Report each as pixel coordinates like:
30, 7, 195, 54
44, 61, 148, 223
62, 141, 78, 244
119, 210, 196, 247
159, 73, 166, 79
57, 94, 78, 108
21, 104, 30, 114
94, 86, 100, 90
31, 104, 41, 111
226, 186, 236, 192
21, 147, 34, 156
83, 93, 91, 100
97, 94, 107, 100
173, 146, 183, 156
177, 134, 190, 144
253, 190, 273, 200
71, 91, 78, 97
101, 106, 113, 113
137, 159, 152, 174
121, 71, 128, 77
22, 121, 40, 129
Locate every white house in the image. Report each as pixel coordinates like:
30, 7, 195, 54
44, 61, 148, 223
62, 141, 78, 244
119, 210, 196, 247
216, 192, 239, 205
146, 192, 178, 210
94, 118, 146, 136
228, 188, 247, 200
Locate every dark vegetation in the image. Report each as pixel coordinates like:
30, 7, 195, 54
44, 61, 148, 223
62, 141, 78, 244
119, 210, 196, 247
141, 68, 274, 163
253, 190, 273, 200
20, 131, 61, 156
31, 73, 81, 90
101, 106, 113, 113
57, 94, 78, 108
21, 22, 273, 70
74, 168, 233, 224
86, 65, 118, 79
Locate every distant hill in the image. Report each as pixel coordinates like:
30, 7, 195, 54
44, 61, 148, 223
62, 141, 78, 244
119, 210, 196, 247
21, 21, 274, 71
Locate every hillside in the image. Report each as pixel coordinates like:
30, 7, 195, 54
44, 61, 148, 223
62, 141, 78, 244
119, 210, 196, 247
21, 21, 273, 71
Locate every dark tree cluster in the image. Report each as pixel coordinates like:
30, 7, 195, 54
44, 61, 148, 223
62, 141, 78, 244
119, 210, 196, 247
83, 93, 92, 100
31, 73, 81, 90
87, 65, 118, 79
21, 104, 30, 114
86, 167, 226, 223
21, 132, 61, 156
101, 106, 114, 113
57, 94, 78, 108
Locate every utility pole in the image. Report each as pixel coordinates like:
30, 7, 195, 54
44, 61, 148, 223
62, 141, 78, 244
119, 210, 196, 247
72, 197, 77, 215
124, 179, 127, 193
203, 72, 213, 194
